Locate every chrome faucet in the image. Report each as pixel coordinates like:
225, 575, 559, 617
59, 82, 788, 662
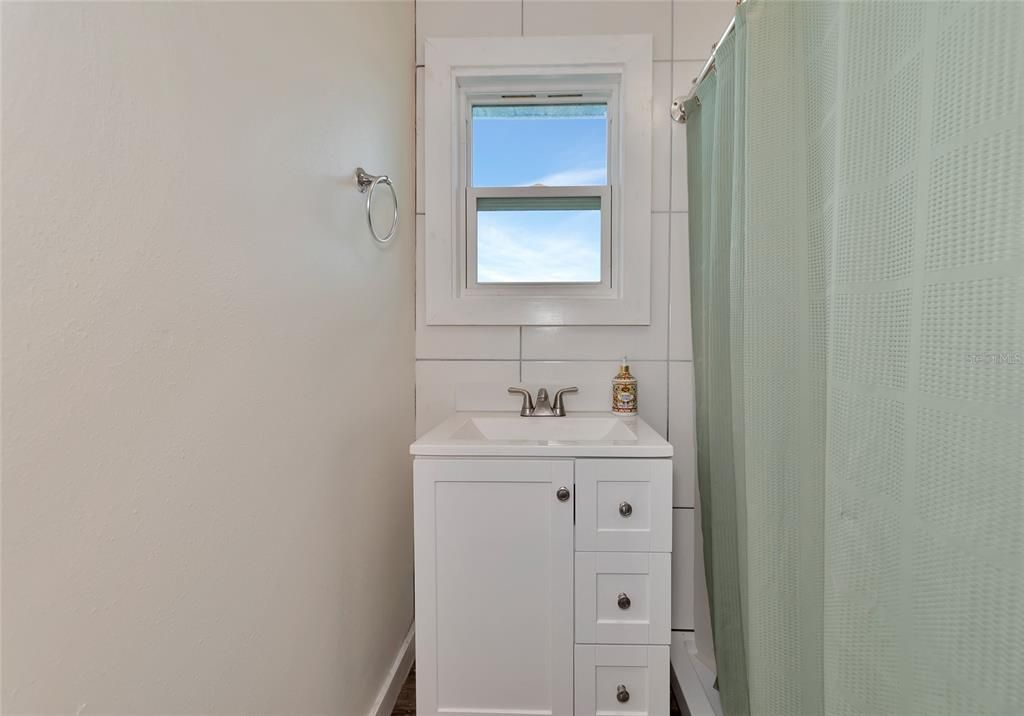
507, 386, 579, 417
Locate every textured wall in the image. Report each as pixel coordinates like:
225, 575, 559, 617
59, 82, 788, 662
1, 2, 415, 713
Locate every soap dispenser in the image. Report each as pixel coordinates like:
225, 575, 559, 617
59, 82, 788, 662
612, 357, 638, 415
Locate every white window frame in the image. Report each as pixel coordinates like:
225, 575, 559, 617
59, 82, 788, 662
425, 35, 653, 325
464, 83, 616, 293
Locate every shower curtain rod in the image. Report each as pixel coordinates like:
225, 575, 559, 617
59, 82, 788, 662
671, 0, 743, 123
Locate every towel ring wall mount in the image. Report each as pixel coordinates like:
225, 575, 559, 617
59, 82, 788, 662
355, 167, 398, 244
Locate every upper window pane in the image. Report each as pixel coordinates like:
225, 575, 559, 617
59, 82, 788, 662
471, 103, 608, 187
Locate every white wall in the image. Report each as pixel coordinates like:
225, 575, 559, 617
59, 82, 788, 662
413, 0, 731, 661
2, 2, 415, 713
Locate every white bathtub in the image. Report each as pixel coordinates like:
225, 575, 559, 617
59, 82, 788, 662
671, 633, 722, 716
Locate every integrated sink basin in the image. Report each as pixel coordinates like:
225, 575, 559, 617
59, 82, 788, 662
411, 412, 673, 458
452, 416, 638, 442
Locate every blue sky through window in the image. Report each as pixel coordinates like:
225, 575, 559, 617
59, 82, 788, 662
472, 103, 608, 282
477, 209, 602, 283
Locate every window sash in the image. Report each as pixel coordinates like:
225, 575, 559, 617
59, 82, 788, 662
476, 195, 602, 212
468, 98, 612, 189
466, 92, 615, 185
466, 185, 612, 290
455, 77, 622, 299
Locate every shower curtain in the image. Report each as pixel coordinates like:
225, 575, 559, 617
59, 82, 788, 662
686, 2, 1024, 715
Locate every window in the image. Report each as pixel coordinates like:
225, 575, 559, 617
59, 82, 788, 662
468, 98, 613, 287
424, 35, 653, 325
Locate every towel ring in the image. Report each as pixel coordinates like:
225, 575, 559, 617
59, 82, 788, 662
355, 167, 398, 244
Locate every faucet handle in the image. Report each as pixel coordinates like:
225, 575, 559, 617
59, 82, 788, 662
508, 387, 535, 416
553, 386, 579, 416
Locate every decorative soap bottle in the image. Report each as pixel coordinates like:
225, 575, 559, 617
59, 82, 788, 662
612, 357, 638, 415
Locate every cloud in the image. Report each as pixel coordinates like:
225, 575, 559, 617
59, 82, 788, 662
522, 166, 607, 187
476, 211, 602, 283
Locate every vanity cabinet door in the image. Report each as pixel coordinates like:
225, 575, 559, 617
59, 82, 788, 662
414, 458, 574, 716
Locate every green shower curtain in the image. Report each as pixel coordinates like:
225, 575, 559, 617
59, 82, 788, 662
686, 2, 1024, 715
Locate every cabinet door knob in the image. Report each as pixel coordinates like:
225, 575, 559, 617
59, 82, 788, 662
617, 592, 631, 610
619, 501, 633, 517
556, 486, 571, 502
616, 685, 630, 703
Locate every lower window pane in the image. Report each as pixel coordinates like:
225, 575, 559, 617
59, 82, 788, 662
476, 208, 602, 284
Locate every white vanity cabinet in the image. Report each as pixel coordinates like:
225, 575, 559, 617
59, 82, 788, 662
414, 450, 672, 716
414, 458, 575, 716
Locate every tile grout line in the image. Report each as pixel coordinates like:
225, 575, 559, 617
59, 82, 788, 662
416, 357, 693, 363
665, 0, 675, 443
413, 0, 420, 424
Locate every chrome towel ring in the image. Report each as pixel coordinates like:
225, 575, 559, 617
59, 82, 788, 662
355, 167, 399, 244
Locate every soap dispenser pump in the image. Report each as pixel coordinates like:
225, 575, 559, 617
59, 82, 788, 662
612, 357, 638, 415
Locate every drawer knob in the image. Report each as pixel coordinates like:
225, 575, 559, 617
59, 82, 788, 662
617, 592, 631, 610
616, 685, 630, 703
556, 486, 571, 502
618, 501, 633, 518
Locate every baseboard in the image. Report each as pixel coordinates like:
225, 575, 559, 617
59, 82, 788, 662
370, 622, 416, 716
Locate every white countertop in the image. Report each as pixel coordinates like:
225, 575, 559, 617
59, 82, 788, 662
410, 411, 674, 458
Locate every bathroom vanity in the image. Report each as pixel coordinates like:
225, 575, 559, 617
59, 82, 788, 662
411, 412, 673, 716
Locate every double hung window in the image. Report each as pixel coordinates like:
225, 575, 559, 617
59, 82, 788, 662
466, 94, 614, 288
424, 35, 652, 325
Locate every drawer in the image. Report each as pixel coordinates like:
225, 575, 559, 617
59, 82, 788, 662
575, 459, 672, 552
575, 552, 671, 645
574, 644, 669, 716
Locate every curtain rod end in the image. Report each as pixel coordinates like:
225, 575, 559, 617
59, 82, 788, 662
671, 97, 687, 123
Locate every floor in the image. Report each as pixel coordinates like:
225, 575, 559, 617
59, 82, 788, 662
390, 666, 685, 715
391, 666, 415, 716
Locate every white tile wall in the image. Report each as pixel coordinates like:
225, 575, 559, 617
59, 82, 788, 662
523, 0, 673, 61
414, 0, 733, 638
671, 60, 705, 213
416, 217, 521, 360
669, 213, 693, 361
652, 61, 673, 212
416, 0, 523, 65
672, 508, 695, 629
521, 360, 668, 436
672, 0, 736, 61
415, 67, 424, 214
521, 213, 669, 362
415, 360, 520, 436
668, 360, 696, 507
692, 489, 716, 664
